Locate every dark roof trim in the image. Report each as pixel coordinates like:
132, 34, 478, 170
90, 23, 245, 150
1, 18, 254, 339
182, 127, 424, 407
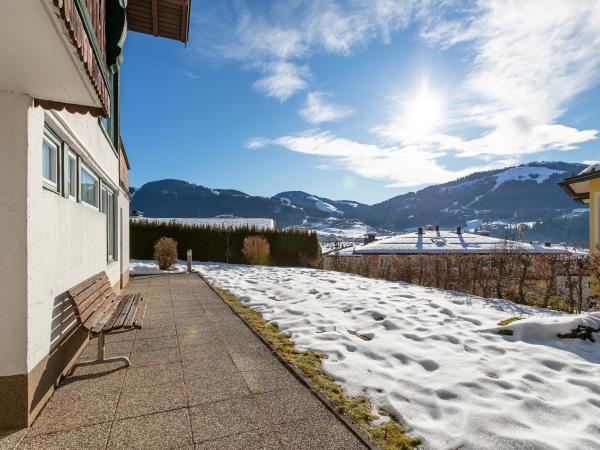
119, 136, 131, 170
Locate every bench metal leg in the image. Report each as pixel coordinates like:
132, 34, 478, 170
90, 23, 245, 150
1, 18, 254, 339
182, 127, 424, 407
69, 331, 130, 374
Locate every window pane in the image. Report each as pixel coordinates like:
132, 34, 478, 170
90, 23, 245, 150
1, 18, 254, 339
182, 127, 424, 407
42, 140, 57, 184
80, 167, 98, 206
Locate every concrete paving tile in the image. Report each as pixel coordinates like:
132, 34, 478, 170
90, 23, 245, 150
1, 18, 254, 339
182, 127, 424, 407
175, 316, 213, 327
228, 353, 283, 373
122, 362, 183, 388
194, 429, 281, 450
273, 416, 367, 450
176, 323, 214, 337
0, 428, 26, 449
116, 381, 187, 419
255, 386, 329, 426
79, 340, 133, 360
102, 330, 137, 343
18, 423, 110, 450
177, 332, 222, 349
29, 390, 118, 435
181, 355, 238, 382
132, 335, 179, 352
129, 347, 181, 367
135, 326, 177, 339
189, 396, 267, 443
108, 408, 193, 450
185, 371, 250, 406
240, 368, 299, 394
59, 363, 126, 397
178, 343, 229, 362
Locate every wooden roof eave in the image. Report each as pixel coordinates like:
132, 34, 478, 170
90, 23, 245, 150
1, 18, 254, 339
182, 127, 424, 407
126, 0, 191, 43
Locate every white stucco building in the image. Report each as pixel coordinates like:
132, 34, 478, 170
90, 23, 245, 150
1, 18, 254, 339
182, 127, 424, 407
0, 0, 190, 428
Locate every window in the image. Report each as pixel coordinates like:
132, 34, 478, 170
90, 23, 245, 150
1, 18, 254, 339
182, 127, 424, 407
42, 133, 60, 190
66, 151, 77, 198
101, 185, 117, 262
80, 165, 98, 207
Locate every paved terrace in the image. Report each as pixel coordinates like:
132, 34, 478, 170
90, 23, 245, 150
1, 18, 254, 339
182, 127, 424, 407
1, 273, 366, 450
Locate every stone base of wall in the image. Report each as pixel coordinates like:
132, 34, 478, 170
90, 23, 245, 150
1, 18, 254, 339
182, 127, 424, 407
0, 327, 88, 429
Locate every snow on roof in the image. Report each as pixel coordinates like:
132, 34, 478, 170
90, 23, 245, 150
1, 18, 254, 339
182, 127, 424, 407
131, 217, 275, 230
351, 229, 576, 255
579, 163, 600, 176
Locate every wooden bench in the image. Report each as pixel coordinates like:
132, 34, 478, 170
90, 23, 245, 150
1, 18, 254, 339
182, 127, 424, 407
66, 271, 147, 371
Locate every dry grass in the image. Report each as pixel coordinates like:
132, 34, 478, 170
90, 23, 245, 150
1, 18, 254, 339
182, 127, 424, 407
215, 287, 421, 450
497, 316, 524, 326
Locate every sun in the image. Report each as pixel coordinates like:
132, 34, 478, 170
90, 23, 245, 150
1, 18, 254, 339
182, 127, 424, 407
404, 86, 444, 138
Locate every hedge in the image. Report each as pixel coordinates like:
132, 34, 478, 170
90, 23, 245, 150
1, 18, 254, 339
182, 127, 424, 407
130, 221, 321, 267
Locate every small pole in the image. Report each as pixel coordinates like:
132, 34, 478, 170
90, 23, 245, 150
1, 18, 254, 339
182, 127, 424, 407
187, 249, 192, 272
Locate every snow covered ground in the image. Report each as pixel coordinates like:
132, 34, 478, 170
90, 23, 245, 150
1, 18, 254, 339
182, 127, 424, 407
188, 263, 600, 450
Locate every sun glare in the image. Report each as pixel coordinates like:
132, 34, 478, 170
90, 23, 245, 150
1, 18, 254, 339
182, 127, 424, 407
404, 86, 444, 138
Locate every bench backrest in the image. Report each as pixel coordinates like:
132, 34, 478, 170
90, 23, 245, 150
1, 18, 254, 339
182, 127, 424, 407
66, 272, 116, 331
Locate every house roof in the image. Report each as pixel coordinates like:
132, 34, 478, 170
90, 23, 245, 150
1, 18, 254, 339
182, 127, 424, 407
559, 164, 600, 204
345, 230, 578, 255
126, 0, 191, 43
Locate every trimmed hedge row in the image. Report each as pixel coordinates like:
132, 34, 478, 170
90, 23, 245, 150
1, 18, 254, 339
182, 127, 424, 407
130, 220, 321, 267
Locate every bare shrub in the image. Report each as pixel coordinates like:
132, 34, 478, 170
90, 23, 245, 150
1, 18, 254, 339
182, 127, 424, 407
242, 236, 271, 265
299, 252, 322, 269
154, 237, 178, 270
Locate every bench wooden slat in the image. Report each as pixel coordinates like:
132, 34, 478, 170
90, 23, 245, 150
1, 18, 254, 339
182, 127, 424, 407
68, 272, 105, 298
84, 292, 117, 332
123, 294, 142, 328
77, 284, 112, 320
113, 295, 135, 330
133, 295, 147, 329
102, 295, 129, 331
66, 271, 148, 335
72, 275, 110, 307
91, 297, 122, 334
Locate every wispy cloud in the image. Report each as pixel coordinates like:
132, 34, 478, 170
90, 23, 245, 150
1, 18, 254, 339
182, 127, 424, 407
191, 1, 419, 101
253, 62, 310, 101
247, 130, 508, 187
299, 92, 353, 124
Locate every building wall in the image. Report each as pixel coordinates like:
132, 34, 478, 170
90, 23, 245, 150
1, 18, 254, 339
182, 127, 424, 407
0, 92, 30, 378
0, 92, 130, 427
589, 179, 600, 252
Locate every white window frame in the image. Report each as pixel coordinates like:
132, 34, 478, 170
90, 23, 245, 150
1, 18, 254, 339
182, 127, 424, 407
79, 163, 99, 208
101, 184, 117, 262
42, 129, 61, 192
66, 150, 78, 200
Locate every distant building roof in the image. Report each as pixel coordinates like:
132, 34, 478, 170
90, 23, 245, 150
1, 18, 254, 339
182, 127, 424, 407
131, 217, 275, 231
345, 230, 577, 255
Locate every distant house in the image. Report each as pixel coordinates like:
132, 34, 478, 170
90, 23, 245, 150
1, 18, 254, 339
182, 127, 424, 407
0, 0, 190, 428
330, 227, 576, 257
560, 164, 600, 252
132, 217, 276, 231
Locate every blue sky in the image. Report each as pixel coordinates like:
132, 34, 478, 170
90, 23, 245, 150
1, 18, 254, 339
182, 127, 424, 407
120, 0, 600, 204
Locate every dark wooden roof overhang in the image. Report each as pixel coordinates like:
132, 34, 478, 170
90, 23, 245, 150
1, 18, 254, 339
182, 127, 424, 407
126, 0, 191, 43
559, 171, 600, 205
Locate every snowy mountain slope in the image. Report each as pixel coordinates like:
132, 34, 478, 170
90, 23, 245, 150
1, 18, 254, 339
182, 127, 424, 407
273, 191, 368, 218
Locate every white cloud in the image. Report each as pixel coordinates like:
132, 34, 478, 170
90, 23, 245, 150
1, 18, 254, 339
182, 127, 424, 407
253, 62, 310, 101
299, 92, 353, 124
250, 130, 504, 187
191, 1, 419, 100
406, 0, 600, 159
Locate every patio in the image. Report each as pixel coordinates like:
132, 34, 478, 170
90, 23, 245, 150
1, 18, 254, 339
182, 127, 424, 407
0, 273, 367, 449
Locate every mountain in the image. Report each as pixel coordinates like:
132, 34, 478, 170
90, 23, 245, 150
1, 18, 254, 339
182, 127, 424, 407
365, 161, 585, 230
130, 179, 305, 227
273, 191, 369, 218
130, 162, 589, 244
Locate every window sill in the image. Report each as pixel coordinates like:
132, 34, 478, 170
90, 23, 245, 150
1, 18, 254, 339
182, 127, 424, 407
43, 181, 60, 195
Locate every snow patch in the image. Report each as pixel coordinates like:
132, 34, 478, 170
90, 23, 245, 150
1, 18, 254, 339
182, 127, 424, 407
493, 166, 565, 190
192, 263, 600, 450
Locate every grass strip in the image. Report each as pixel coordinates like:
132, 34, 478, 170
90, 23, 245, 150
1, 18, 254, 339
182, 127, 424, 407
215, 287, 421, 450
